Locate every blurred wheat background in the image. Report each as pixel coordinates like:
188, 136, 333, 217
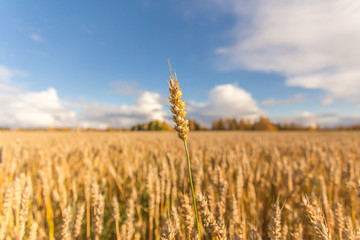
1, 131, 359, 239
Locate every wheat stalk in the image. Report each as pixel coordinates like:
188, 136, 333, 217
168, 62, 201, 240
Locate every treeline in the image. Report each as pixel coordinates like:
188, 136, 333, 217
131, 117, 326, 131
212, 117, 277, 131
2, 118, 360, 132
131, 119, 207, 131
211, 117, 360, 131
131, 120, 172, 131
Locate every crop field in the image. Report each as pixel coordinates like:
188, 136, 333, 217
0, 131, 359, 240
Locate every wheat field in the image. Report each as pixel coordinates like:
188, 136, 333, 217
0, 131, 359, 240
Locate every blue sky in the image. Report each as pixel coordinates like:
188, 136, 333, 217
1, 0, 360, 128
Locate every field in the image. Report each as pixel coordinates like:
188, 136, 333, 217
0, 131, 359, 240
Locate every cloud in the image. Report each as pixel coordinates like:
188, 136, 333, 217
287, 70, 360, 104
188, 84, 263, 126
0, 88, 77, 128
261, 94, 307, 106
272, 111, 360, 128
0, 63, 168, 128
79, 91, 167, 129
0, 66, 24, 93
215, 0, 360, 104
0, 66, 77, 128
0, 65, 20, 82
29, 33, 43, 42
0, 86, 167, 129
0, 83, 22, 93
0, 64, 166, 128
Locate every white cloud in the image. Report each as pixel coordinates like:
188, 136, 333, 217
262, 94, 307, 106
272, 111, 360, 128
0, 88, 166, 129
29, 34, 43, 42
0, 65, 19, 82
215, 0, 360, 104
0, 83, 20, 93
0, 66, 77, 128
188, 84, 263, 126
0, 64, 168, 128
0, 64, 167, 128
80, 91, 167, 129
287, 70, 360, 104
0, 88, 77, 128
0, 66, 24, 93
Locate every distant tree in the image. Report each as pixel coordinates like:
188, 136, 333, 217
106, 127, 123, 131
188, 119, 204, 131
307, 125, 315, 131
198, 124, 208, 130
212, 120, 219, 130
276, 121, 310, 131
218, 119, 226, 130
252, 117, 277, 131
289, 123, 298, 130
149, 120, 159, 131
225, 118, 237, 130
232, 119, 239, 130
142, 123, 149, 130
159, 121, 172, 131
238, 119, 248, 130
131, 124, 141, 131
338, 124, 345, 131
132, 120, 171, 131
246, 119, 253, 130
188, 119, 196, 131
350, 123, 360, 130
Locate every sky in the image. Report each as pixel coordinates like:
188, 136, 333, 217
1, 0, 360, 129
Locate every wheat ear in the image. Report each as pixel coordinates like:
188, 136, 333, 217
181, 194, 195, 238
249, 228, 262, 240
61, 206, 73, 240
268, 201, 282, 240
94, 194, 105, 240
197, 193, 226, 240
28, 222, 38, 240
74, 203, 85, 238
112, 195, 121, 240
302, 195, 331, 240
18, 183, 32, 240
161, 218, 177, 240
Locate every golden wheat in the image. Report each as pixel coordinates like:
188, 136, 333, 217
0, 131, 359, 239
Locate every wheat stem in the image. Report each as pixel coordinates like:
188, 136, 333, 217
184, 140, 202, 240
